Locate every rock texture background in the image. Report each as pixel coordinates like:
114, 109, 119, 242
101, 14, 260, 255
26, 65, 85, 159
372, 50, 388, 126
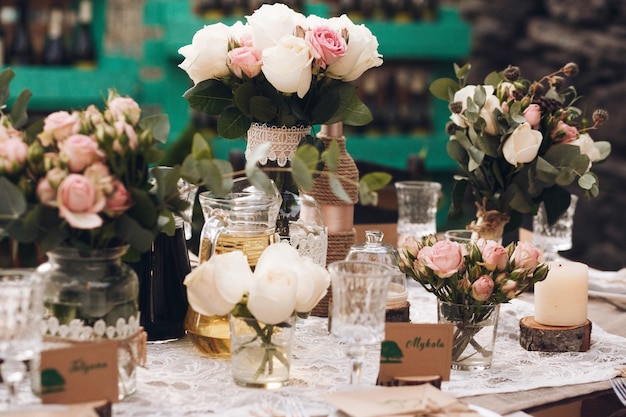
442, 0, 625, 270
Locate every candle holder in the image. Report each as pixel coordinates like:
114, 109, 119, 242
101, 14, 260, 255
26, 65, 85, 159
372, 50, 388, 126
519, 316, 591, 352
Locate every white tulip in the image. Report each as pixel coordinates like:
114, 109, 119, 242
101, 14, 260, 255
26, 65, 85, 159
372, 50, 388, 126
183, 251, 253, 316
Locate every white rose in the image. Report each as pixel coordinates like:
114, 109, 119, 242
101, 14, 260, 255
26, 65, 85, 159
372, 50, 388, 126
325, 14, 383, 81
254, 242, 301, 276
246, 3, 306, 51
294, 257, 330, 313
262, 35, 314, 98
453, 85, 495, 112
183, 251, 253, 316
178, 22, 232, 85
481, 95, 501, 136
570, 133, 601, 166
247, 268, 298, 325
502, 122, 543, 166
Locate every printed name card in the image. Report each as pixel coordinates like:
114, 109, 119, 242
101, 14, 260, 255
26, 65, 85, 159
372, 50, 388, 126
377, 323, 453, 386
40, 340, 119, 404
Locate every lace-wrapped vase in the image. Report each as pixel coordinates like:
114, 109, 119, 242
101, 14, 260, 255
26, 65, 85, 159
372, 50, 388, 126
36, 245, 143, 400
245, 123, 327, 267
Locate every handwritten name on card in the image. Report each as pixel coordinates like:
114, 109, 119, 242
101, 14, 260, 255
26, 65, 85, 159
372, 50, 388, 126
40, 340, 119, 404
377, 323, 453, 385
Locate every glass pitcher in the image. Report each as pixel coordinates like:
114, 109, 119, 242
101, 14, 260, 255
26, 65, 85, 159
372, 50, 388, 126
184, 178, 281, 357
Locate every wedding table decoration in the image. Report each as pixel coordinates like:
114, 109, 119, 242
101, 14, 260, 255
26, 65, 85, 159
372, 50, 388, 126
400, 236, 549, 370
430, 62, 612, 240
178, 2, 389, 271
184, 242, 330, 388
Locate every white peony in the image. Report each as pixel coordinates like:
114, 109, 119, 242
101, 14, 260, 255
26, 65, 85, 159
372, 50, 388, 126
325, 14, 383, 81
246, 3, 306, 51
293, 256, 330, 313
502, 122, 543, 166
178, 22, 232, 85
183, 251, 253, 316
261, 35, 314, 98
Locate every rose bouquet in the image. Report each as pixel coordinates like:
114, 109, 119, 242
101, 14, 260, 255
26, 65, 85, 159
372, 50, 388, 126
0, 71, 190, 262
179, 2, 383, 139
430, 62, 611, 239
401, 236, 549, 367
184, 242, 330, 384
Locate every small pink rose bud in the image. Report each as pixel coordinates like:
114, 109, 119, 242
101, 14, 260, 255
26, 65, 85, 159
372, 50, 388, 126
471, 275, 494, 302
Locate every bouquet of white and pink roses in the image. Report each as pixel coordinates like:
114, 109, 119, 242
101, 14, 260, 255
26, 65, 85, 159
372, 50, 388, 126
430, 62, 611, 239
0, 72, 192, 260
179, 2, 383, 139
401, 236, 549, 306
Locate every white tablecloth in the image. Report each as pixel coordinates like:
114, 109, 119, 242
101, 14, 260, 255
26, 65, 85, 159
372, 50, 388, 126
109, 280, 626, 416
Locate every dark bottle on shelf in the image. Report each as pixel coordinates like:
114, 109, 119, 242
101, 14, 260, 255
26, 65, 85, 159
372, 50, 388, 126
9, 1, 35, 66
41, 7, 70, 66
195, 0, 224, 19
73, 0, 96, 69
0, 17, 6, 66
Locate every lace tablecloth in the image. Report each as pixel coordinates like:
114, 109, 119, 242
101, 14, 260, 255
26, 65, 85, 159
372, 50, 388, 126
108, 281, 626, 416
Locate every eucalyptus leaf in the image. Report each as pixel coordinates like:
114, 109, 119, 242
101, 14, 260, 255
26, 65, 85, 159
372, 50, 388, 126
328, 175, 351, 203
291, 155, 314, 192
0, 68, 15, 107
247, 168, 274, 195
116, 214, 157, 253
249, 95, 279, 122
473, 85, 486, 108
594, 141, 611, 161
10, 88, 33, 129
483, 71, 502, 87
322, 139, 340, 172
127, 189, 159, 229
139, 114, 170, 144
578, 173, 596, 190
332, 93, 372, 126
359, 172, 392, 191
294, 144, 320, 172
198, 159, 232, 197
0, 177, 27, 220
429, 77, 459, 101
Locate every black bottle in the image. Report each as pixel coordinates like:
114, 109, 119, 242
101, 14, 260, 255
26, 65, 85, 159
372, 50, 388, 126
73, 0, 96, 69
41, 7, 70, 66
9, 2, 34, 65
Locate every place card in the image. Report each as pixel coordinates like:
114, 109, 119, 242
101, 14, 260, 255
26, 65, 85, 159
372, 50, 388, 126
40, 340, 119, 404
377, 323, 453, 386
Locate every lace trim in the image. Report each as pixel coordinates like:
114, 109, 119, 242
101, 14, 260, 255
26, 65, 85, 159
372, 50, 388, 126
42, 313, 141, 341
283, 224, 328, 266
245, 123, 311, 167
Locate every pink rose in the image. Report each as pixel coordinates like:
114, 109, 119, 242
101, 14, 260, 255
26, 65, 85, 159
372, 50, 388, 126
57, 174, 106, 229
84, 162, 113, 193
501, 279, 518, 299
104, 180, 133, 216
39, 111, 81, 146
402, 236, 421, 258
0, 138, 28, 173
479, 240, 509, 271
239, 32, 254, 48
511, 241, 541, 269
83, 104, 104, 127
59, 134, 103, 172
227, 46, 263, 79
305, 25, 346, 69
417, 240, 466, 278
108, 97, 141, 125
36, 178, 57, 207
113, 121, 138, 152
550, 120, 578, 144
471, 275, 494, 301
523, 104, 541, 129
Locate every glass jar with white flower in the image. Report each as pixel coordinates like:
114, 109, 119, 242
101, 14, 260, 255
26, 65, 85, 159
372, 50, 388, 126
184, 242, 330, 388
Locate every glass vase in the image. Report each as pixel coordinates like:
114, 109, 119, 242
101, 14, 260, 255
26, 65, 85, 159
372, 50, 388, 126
37, 245, 141, 400
229, 313, 296, 389
437, 300, 500, 371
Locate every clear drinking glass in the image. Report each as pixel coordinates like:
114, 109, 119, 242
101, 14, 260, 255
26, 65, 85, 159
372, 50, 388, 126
533, 195, 578, 261
329, 261, 394, 386
0, 269, 44, 409
395, 181, 441, 246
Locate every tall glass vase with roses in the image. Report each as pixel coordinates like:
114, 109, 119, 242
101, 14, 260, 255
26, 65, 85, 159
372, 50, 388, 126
184, 242, 330, 388
401, 235, 548, 370
178, 3, 387, 245
430, 62, 611, 240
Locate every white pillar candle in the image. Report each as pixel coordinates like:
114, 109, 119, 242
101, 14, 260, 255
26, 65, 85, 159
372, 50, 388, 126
534, 261, 589, 326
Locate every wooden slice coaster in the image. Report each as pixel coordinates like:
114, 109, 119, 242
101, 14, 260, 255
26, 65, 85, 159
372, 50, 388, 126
519, 316, 591, 352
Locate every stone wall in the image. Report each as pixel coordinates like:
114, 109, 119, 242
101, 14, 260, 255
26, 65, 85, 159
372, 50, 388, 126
444, 0, 625, 270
